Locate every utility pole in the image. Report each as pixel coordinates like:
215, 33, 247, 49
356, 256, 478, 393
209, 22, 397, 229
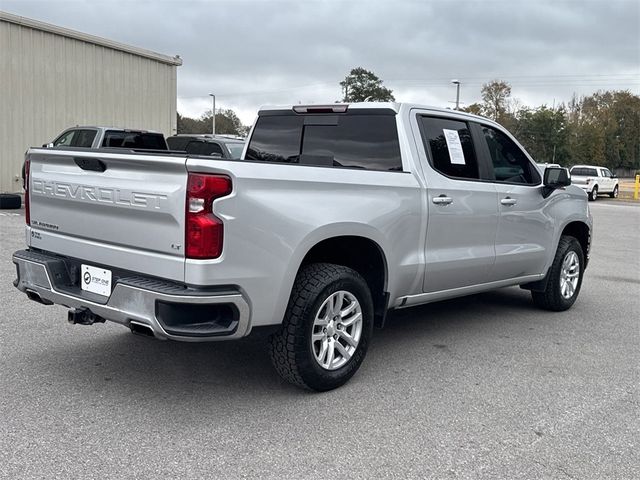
209, 93, 216, 135
451, 79, 461, 110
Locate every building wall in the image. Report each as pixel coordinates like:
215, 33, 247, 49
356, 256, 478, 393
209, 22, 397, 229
0, 15, 179, 193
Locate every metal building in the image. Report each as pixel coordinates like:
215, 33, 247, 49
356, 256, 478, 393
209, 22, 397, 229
0, 11, 182, 193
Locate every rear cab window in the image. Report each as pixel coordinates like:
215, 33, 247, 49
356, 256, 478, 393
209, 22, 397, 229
102, 131, 167, 150
185, 141, 224, 157
245, 110, 403, 171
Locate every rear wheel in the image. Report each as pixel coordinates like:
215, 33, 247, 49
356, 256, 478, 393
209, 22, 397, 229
609, 185, 619, 198
589, 186, 598, 201
531, 236, 584, 311
269, 263, 373, 391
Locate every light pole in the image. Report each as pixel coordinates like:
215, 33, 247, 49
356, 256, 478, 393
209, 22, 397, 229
209, 93, 216, 135
451, 79, 461, 110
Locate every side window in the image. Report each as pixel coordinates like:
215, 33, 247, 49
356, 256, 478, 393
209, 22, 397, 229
102, 131, 126, 147
481, 126, 540, 185
70, 129, 97, 148
601, 168, 612, 178
53, 130, 76, 147
419, 116, 479, 179
186, 141, 224, 156
245, 116, 303, 163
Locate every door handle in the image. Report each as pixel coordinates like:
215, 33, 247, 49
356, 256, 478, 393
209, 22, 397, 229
432, 195, 453, 205
501, 197, 517, 206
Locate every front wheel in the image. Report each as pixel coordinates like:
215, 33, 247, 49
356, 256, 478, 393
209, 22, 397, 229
589, 186, 598, 201
269, 263, 374, 391
609, 185, 619, 198
531, 236, 584, 311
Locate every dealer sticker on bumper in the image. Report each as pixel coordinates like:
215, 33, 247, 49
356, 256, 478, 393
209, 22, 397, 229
81, 264, 112, 297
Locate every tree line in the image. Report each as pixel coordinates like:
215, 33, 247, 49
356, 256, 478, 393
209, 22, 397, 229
339, 67, 640, 172
463, 80, 640, 172
177, 109, 247, 136
177, 69, 640, 173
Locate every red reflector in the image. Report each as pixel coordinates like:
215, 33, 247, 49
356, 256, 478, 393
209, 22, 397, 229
185, 173, 232, 259
186, 215, 223, 259
24, 157, 30, 226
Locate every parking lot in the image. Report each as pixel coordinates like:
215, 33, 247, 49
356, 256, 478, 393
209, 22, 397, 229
1, 200, 638, 479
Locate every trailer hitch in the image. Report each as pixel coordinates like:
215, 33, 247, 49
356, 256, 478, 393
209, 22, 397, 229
67, 307, 105, 325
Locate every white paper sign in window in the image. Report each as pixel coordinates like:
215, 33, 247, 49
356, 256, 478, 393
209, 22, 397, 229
443, 129, 466, 165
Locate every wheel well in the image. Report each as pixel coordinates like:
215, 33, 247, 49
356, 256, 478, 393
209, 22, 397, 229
561, 221, 590, 262
300, 236, 389, 326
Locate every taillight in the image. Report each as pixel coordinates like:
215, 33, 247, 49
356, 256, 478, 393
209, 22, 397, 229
586, 178, 592, 184
24, 157, 30, 225
185, 173, 232, 259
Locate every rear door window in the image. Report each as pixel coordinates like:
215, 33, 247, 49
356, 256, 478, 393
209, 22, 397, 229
418, 116, 479, 180
71, 129, 97, 147
245, 113, 402, 171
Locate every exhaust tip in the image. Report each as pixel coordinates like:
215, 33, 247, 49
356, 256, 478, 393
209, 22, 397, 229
26, 289, 53, 305
129, 321, 155, 338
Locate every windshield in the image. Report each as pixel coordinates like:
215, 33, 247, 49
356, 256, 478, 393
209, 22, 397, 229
226, 143, 245, 158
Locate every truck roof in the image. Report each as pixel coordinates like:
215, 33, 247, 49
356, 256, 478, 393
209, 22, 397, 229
258, 102, 495, 124
64, 126, 163, 134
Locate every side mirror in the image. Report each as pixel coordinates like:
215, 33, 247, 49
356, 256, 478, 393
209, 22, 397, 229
542, 167, 571, 198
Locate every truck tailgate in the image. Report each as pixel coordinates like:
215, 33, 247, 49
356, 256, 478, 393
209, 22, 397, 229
27, 148, 187, 281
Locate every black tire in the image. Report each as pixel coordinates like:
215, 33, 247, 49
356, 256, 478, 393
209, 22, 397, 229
269, 263, 374, 391
589, 186, 598, 201
531, 236, 584, 311
0, 193, 21, 209
609, 185, 619, 198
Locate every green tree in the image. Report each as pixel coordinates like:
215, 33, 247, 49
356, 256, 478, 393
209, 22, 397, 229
480, 80, 512, 123
201, 109, 245, 135
177, 108, 246, 136
566, 90, 640, 169
515, 106, 570, 165
340, 67, 395, 102
461, 102, 483, 116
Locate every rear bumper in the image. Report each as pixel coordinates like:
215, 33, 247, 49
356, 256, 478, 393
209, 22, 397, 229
12, 249, 251, 342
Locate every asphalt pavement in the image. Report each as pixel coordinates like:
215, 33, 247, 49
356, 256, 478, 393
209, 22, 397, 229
1, 200, 638, 479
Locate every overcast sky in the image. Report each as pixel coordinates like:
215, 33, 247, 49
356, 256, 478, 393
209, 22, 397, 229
3, 0, 639, 124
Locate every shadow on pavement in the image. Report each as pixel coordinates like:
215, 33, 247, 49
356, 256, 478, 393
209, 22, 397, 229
26, 287, 541, 399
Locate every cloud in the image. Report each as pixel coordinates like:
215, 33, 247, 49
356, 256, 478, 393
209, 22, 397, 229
3, 0, 639, 124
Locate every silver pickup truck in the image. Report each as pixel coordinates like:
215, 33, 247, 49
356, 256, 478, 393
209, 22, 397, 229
13, 103, 592, 391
